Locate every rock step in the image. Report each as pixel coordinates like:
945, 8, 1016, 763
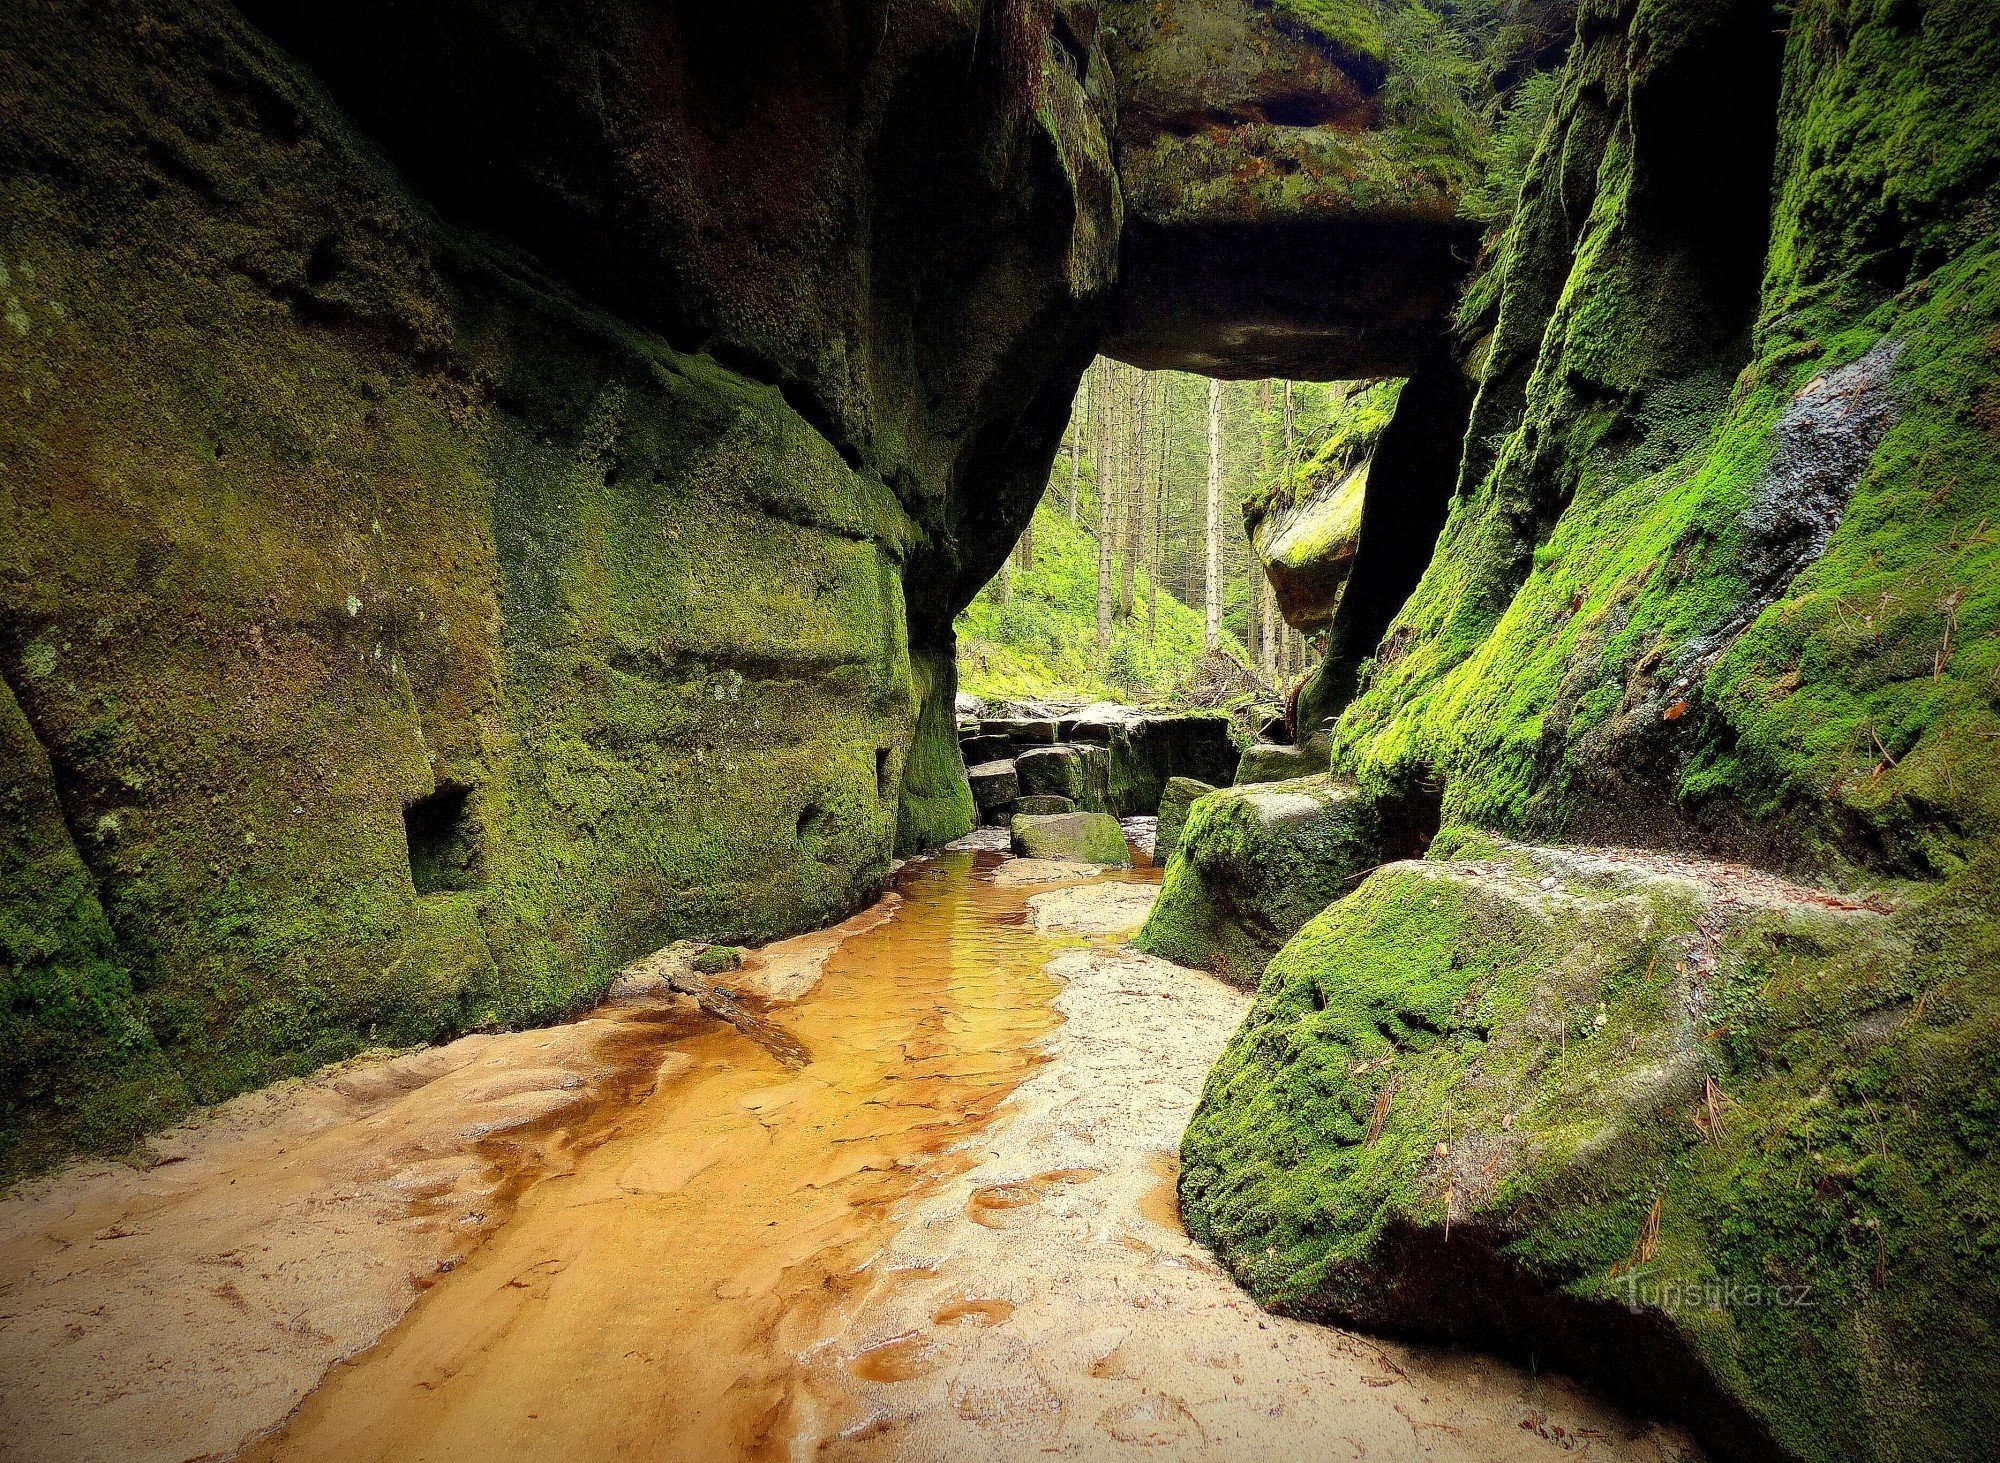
1009, 811, 1130, 867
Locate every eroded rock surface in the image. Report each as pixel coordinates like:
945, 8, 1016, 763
1182, 837, 1923, 1462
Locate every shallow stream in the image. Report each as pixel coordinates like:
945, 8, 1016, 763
3, 837, 1694, 1462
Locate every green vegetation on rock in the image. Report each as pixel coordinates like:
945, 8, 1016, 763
1133, 774, 1376, 984
1009, 811, 1132, 866
1184, 837, 1997, 1461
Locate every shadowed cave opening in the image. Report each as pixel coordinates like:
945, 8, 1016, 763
403, 782, 484, 895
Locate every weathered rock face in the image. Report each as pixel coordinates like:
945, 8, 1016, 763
1189, 0, 2000, 1455
0, 0, 1125, 1175
1155, 775, 1216, 860
1099, 0, 1481, 379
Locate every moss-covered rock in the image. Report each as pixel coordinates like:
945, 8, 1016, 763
897, 644, 976, 856
690, 945, 744, 977
1015, 745, 1106, 808
1187, 0, 2000, 1450
1099, 712, 1239, 814
1155, 776, 1217, 861
967, 761, 1020, 814
1183, 836, 1998, 1462
1009, 811, 1130, 867
1235, 741, 1325, 786
1249, 461, 1367, 633
1133, 774, 1375, 985
0, 0, 948, 1177
1015, 794, 1075, 816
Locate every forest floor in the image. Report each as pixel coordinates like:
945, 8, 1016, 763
0, 838, 1698, 1462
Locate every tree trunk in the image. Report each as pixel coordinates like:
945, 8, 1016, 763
1095, 361, 1116, 651
994, 552, 1011, 606
1204, 377, 1222, 651
1069, 371, 1085, 523
1119, 367, 1143, 619
1018, 507, 1034, 572
1150, 376, 1167, 645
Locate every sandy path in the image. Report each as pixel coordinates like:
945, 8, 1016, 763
789, 881, 1699, 1462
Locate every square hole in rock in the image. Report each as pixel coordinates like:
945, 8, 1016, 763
403, 782, 485, 895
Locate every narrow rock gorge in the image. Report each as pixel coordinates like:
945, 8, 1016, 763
3, 2, 1997, 1460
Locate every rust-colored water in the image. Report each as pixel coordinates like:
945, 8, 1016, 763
246, 849, 1128, 1462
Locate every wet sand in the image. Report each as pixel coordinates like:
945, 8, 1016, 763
1, 840, 1697, 1462
786, 889, 1698, 1461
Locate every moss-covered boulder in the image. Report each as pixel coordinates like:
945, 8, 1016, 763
1015, 744, 1110, 810
1015, 794, 1074, 816
1249, 462, 1365, 632
1009, 812, 1130, 867
1155, 776, 1217, 861
1235, 741, 1325, 786
1133, 775, 1373, 985
1182, 836, 2000, 1461
967, 761, 1020, 815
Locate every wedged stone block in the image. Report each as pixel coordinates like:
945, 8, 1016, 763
982, 717, 1059, 743
1235, 741, 1323, 786
1009, 811, 1130, 867
1155, 776, 1217, 861
967, 759, 1019, 811
1132, 774, 1371, 985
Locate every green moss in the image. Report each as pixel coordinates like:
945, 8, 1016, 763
897, 643, 976, 855
691, 945, 744, 976
1132, 774, 1375, 983
0, 0, 920, 1179
1183, 840, 1998, 1461
1195, 1, 2000, 1451
1009, 811, 1131, 865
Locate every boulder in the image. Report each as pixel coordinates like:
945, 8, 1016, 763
1155, 776, 1216, 861
1132, 775, 1372, 985
982, 717, 1059, 743
1182, 837, 1911, 1463
960, 733, 1013, 765
966, 760, 1019, 812
1014, 794, 1075, 815
1248, 458, 1367, 633
1235, 741, 1323, 786
1009, 812, 1131, 867
1109, 714, 1239, 814
1015, 743, 1110, 810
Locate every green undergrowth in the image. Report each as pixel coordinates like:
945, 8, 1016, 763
955, 497, 1241, 702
